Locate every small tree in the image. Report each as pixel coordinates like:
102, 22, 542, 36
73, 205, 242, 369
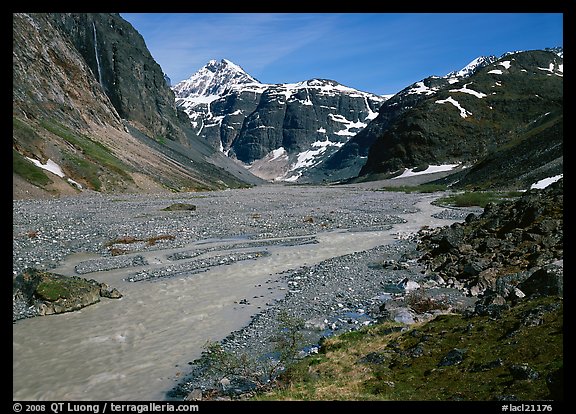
200, 311, 306, 392
202, 341, 244, 379
261, 311, 305, 382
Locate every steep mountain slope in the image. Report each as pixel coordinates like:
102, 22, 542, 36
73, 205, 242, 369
433, 110, 563, 190
300, 55, 499, 183
173, 59, 388, 182
356, 49, 563, 190
13, 13, 261, 199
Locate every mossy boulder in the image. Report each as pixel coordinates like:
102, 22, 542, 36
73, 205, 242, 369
13, 268, 122, 317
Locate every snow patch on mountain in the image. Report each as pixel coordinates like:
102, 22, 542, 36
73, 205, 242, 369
269, 147, 288, 161
173, 59, 259, 98
530, 174, 563, 189
537, 62, 563, 76
446, 55, 498, 79
392, 163, 461, 179
407, 81, 438, 96
26, 156, 83, 188
284, 139, 345, 181
449, 83, 487, 98
435, 97, 471, 118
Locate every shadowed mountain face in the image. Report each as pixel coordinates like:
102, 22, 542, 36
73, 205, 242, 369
173, 59, 388, 182
355, 50, 563, 190
298, 56, 499, 183
13, 13, 261, 199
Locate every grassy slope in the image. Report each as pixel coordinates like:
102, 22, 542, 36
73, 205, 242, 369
256, 296, 562, 401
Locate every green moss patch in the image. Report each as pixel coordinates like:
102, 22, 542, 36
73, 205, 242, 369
12, 149, 52, 187
435, 191, 523, 208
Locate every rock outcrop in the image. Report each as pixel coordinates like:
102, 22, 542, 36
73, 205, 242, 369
417, 178, 563, 300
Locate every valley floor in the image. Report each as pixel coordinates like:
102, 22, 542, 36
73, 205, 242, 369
13, 183, 477, 401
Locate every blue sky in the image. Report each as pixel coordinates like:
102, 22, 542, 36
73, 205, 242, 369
121, 13, 563, 96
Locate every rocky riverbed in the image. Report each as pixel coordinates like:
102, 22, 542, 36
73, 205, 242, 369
167, 181, 563, 401
167, 237, 481, 400
13, 183, 482, 400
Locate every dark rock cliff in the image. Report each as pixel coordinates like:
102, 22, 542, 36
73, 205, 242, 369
227, 80, 384, 164
48, 13, 188, 144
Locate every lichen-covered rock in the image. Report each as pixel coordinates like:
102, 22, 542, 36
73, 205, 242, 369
519, 261, 563, 297
13, 268, 122, 321
162, 203, 197, 211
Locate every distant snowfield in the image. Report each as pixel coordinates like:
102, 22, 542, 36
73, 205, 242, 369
282, 139, 345, 182
392, 164, 460, 179
393, 166, 562, 190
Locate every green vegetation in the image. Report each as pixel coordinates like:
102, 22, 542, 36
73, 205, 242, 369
13, 116, 42, 151
379, 184, 523, 208
61, 150, 102, 190
255, 297, 562, 401
12, 149, 52, 187
200, 311, 306, 390
40, 119, 133, 180
35, 276, 95, 301
435, 191, 523, 208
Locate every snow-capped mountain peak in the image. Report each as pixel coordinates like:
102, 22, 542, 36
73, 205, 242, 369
172, 59, 260, 99
446, 55, 498, 79
172, 58, 388, 183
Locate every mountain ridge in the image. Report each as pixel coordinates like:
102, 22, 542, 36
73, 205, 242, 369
13, 12, 563, 196
355, 48, 563, 190
300, 52, 516, 183
172, 59, 388, 182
